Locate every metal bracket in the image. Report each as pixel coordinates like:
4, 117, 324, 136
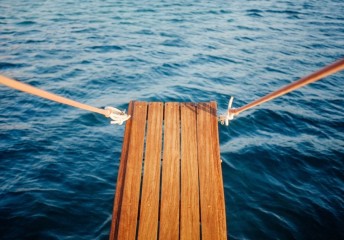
219, 96, 235, 126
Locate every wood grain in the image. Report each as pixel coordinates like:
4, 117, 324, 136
180, 103, 200, 240
117, 102, 148, 240
159, 102, 180, 240
210, 101, 227, 239
110, 101, 227, 240
137, 102, 164, 240
109, 101, 134, 240
197, 102, 226, 240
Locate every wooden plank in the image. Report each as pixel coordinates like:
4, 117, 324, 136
210, 101, 227, 239
109, 101, 134, 240
110, 101, 227, 240
197, 102, 226, 240
180, 103, 200, 240
159, 102, 180, 240
117, 101, 148, 240
137, 102, 164, 240
197, 102, 215, 240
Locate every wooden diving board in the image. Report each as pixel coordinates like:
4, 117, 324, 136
109, 101, 227, 240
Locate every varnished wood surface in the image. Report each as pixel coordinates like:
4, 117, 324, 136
117, 102, 148, 240
109, 101, 134, 240
159, 102, 181, 240
180, 103, 200, 240
137, 102, 164, 240
110, 101, 227, 240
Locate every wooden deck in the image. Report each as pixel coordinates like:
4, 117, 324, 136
109, 101, 227, 240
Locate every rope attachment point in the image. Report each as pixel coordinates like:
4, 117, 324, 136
219, 96, 236, 126
105, 106, 131, 125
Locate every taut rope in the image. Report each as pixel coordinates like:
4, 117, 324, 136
220, 58, 344, 125
0, 75, 130, 125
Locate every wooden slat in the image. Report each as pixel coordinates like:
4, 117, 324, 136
137, 102, 164, 240
197, 102, 214, 239
197, 102, 226, 240
180, 103, 200, 240
159, 102, 180, 240
210, 101, 227, 239
117, 101, 148, 240
109, 101, 134, 240
110, 101, 227, 240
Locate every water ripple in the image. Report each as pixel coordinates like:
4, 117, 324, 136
1, 0, 344, 239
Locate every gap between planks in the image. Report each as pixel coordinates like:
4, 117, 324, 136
110, 101, 227, 240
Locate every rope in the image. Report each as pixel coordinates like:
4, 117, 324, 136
0, 75, 130, 125
220, 58, 344, 125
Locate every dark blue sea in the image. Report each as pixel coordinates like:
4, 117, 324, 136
1, 0, 343, 239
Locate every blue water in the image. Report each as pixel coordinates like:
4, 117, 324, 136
1, 0, 343, 239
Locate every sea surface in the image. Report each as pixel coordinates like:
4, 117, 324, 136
0, 0, 343, 239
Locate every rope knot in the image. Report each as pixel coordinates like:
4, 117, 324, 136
105, 106, 131, 125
